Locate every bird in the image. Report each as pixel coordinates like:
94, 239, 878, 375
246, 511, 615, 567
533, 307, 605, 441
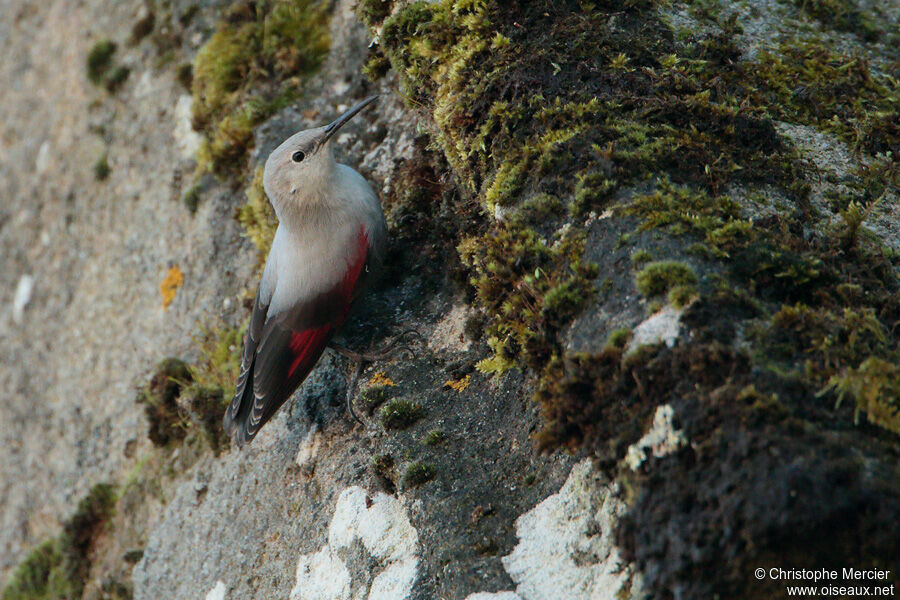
224, 95, 388, 447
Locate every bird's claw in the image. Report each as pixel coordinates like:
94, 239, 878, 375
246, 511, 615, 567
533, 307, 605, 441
332, 330, 423, 425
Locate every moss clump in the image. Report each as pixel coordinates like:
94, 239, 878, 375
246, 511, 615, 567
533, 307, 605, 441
86, 40, 117, 84
1, 483, 117, 600
360, 385, 395, 415
184, 386, 230, 454
379, 399, 425, 430
176, 63, 193, 90
423, 429, 445, 445
137, 358, 191, 446
758, 304, 888, 384
104, 65, 131, 92
371, 453, 396, 493
821, 358, 900, 434
93, 153, 111, 181
635, 261, 698, 298
191, 0, 330, 177
190, 322, 244, 393
357, 0, 392, 23
605, 328, 633, 350
236, 167, 278, 259
793, 0, 882, 41
459, 226, 597, 375
1, 540, 62, 600
403, 462, 436, 487
630, 250, 653, 266
182, 185, 201, 214
741, 41, 900, 155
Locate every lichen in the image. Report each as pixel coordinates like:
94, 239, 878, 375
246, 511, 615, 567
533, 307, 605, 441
159, 265, 183, 309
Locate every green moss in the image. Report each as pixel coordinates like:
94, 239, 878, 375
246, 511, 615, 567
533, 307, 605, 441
820, 357, 900, 434
182, 185, 201, 214
460, 226, 597, 375
403, 461, 436, 487
380, 399, 425, 430
357, 0, 392, 24
668, 284, 698, 308
191, 0, 330, 177
757, 304, 888, 384
365, 0, 900, 468
741, 41, 900, 154
93, 153, 110, 181
130, 10, 155, 44
190, 322, 244, 394
635, 261, 698, 298
371, 453, 396, 493
1, 484, 118, 600
236, 167, 278, 259
423, 429, 445, 445
183, 385, 230, 454
86, 40, 117, 84
630, 250, 653, 266
137, 357, 192, 447
793, 0, 882, 40
176, 63, 193, 90
104, 65, 131, 92
360, 383, 399, 414
605, 328, 633, 350
1, 540, 62, 600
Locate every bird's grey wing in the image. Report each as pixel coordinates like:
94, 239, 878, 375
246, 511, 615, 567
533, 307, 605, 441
223, 271, 272, 439
227, 227, 371, 446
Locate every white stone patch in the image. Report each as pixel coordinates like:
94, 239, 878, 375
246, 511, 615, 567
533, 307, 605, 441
204, 580, 227, 600
174, 95, 203, 159
36, 141, 51, 174
428, 304, 474, 353
625, 305, 683, 355
293, 548, 351, 600
295, 424, 322, 468
625, 404, 687, 471
501, 460, 635, 600
291, 487, 418, 600
13, 274, 35, 324
464, 592, 523, 600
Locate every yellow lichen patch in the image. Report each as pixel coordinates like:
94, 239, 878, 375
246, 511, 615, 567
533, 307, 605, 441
369, 371, 397, 387
444, 374, 471, 392
160, 265, 184, 309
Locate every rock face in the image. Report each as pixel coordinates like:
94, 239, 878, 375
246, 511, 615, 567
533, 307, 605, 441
2, 0, 899, 599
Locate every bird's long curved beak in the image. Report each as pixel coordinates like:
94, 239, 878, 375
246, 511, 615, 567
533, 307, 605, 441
320, 95, 379, 145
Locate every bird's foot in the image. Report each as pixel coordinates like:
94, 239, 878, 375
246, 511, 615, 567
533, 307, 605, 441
329, 330, 422, 424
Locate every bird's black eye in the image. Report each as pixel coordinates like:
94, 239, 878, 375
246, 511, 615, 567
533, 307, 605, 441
292, 150, 305, 163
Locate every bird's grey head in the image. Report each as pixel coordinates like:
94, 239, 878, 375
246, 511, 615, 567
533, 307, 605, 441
263, 95, 378, 209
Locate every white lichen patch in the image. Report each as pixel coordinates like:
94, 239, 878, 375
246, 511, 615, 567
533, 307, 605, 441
625, 404, 688, 471
625, 305, 683, 355
204, 580, 227, 600
428, 304, 474, 353
291, 487, 418, 600
464, 593, 523, 600
174, 95, 203, 160
501, 460, 637, 600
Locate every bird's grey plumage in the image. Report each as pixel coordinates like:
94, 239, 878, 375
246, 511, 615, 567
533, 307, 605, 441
224, 96, 386, 447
